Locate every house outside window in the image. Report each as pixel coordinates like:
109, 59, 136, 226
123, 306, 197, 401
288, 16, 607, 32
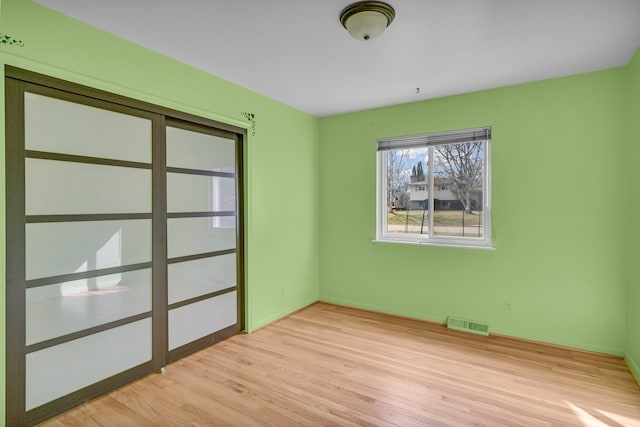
376, 127, 491, 248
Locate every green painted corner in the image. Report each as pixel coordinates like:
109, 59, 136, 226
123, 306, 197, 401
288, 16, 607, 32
627, 355, 640, 387
626, 45, 640, 381
248, 297, 319, 333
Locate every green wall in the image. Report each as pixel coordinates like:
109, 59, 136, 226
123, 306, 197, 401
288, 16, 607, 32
0, 0, 319, 420
627, 48, 640, 383
319, 68, 628, 356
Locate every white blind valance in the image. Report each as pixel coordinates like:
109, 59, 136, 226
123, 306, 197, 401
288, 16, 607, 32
377, 127, 491, 151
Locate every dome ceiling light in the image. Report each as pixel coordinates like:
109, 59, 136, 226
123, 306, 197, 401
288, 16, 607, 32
339, 1, 395, 41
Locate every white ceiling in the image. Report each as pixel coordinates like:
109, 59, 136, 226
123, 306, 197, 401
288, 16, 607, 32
35, 0, 640, 117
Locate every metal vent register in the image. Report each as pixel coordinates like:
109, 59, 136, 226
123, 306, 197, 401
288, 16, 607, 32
447, 316, 489, 336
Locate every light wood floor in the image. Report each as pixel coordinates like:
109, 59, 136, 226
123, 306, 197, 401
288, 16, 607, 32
42, 302, 640, 426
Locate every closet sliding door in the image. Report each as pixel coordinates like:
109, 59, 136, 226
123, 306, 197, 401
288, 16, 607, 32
7, 83, 156, 425
5, 67, 245, 426
166, 122, 242, 362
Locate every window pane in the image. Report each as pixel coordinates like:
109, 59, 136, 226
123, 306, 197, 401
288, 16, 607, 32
26, 269, 151, 345
26, 220, 151, 280
166, 126, 235, 173
167, 173, 236, 213
25, 159, 151, 215
167, 217, 236, 258
26, 318, 151, 410
25, 92, 151, 163
386, 148, 430, 235
168, 254, 236, 304
168, 291, 237, 350
432, 141, 484, 239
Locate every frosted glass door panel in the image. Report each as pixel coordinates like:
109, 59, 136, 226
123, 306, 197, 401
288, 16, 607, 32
167, 174, 236, 213
167, 218, 236, 258
168, 291, 237, 350
26, 318, 151, 410
166, 126, 235, 172
25, 92, 151, 163
168, 254, 236, 304
26, 159, 151, 215
26, 269, 151, 345
26, 220, 151, 280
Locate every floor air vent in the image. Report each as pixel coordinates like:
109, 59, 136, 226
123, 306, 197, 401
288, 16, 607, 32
447, 316, 489, 336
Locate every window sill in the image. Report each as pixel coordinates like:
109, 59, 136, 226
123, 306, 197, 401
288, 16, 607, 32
372, 239, 496, 251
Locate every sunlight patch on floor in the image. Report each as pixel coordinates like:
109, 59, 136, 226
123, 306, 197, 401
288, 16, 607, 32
597, 409, 640, 426
565, 402, 635, 427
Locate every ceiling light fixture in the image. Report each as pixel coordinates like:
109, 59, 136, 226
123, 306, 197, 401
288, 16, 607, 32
340, 1, 395, 41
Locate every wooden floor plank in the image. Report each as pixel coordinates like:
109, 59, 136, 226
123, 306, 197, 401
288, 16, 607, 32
40, 302, 640, 426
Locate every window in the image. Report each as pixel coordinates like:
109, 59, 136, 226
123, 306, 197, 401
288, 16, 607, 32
210, 176, 237, 230
376, 127, 491, 247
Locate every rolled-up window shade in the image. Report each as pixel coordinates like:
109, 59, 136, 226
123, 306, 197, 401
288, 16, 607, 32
377, 127, 491, 151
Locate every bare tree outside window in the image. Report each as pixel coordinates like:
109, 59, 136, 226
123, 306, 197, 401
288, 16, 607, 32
386, 150, 411, 210
434, 142, 483, 213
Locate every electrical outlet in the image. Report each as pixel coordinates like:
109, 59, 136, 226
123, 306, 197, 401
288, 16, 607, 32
504, 301, 512, 313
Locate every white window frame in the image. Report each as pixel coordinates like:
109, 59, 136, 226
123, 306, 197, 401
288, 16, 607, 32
209, 176, 237, 232
375, 127, 492, 249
